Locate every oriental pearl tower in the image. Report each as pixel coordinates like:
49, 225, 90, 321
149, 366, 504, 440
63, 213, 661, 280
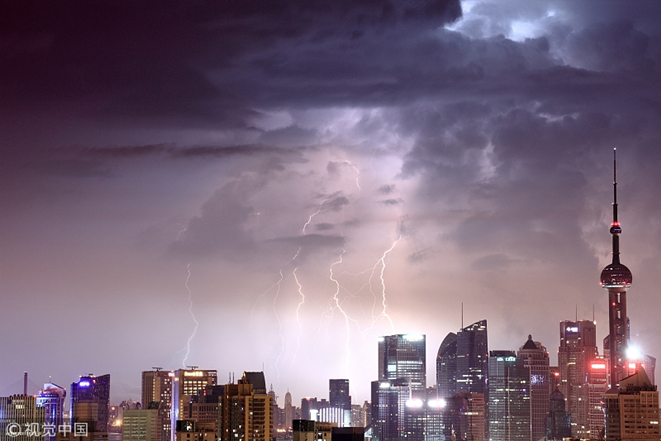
600, 148, 633, 389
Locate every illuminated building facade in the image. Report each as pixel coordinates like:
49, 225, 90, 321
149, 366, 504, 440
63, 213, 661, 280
218, 372, 273, 441
170, 369, 217, 441
123, 408, 160, 441
443, 392, 486, 441
488, 351, 530, 441
36, 383, 66, 441
587, 358, 608, 438
142, 369, 173, 441
517, 335, 549, 441
285, 391, 294, 431
330, 379, 351, 411
558, 319, 597, 437
370, 379, 406, 441
70, 374, 111, 433
436, 332, 457, 399
456, 320, 488, 396
378, 334, 426, 396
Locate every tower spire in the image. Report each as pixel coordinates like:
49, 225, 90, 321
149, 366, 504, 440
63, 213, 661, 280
611, 148, 621, 264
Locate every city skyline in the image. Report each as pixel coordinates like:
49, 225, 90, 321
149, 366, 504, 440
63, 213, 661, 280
2, 0, 661, 406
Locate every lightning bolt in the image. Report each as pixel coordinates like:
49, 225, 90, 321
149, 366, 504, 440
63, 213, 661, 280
366, 238, 400, 332
302, 202, 324, 233
328, 250, 359, 371
176, 224, 187, 240
292, 267, 305, 364
343, 160, 361, 192
182, 263, 198, 368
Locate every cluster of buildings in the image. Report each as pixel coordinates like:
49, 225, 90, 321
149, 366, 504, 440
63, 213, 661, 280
1, 153, 658, 441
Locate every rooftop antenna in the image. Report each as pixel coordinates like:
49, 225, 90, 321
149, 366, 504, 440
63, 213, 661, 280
152, 367, 162, 372
186, 365, 198, 370
593, 304, 595, 322
575, 305, 578, 322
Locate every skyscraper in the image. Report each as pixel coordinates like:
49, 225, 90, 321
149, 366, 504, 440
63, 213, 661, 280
330, 379, 351, 411
70, 374, 111, 433
170, 369, 217, 441
36, 383, 66, 441
599, 148, 633, 388
142, 369, 173, 441
557, 319, 597, 437
517, 335, 549, 441
219, 372, 273, 441
378, 334, 426, 395
456, 320, 488, 395
546, 388, 571, 441
0, 395, 45, 441
488, 351, 530, 441
436, 332, 457, 399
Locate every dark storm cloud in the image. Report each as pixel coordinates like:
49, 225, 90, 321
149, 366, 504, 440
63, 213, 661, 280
0, 0, 461, 122
377, 184, 395, 194
315, 223, 335, 231
379, 198, 403, 206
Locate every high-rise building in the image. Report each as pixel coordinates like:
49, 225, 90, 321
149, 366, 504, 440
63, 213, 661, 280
70, 374, 111, 433
123, 408, 160, 441
557, 319, 597, 437
378, 334, 426, 396
142, 369, 173, 441
442, 392, 486, 441
517, 335, 549, 441
436, 332, 457, 399
456, 320, 488, 396
488, 351, 530, 441
36, 383, 66, 441
370, 380, 405, 441
170, 369, 217, 441
546, 388, 571, 441
329, 379, 351, 411
587, 358, 608, 439
219, 372, 273, 441
0, 395, 45, 441
285, 390, 294, 430
604, 369, 659, 441
599, 149, 633, 388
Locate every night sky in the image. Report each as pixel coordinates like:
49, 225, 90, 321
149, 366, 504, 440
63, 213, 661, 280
2, 0, 661, 406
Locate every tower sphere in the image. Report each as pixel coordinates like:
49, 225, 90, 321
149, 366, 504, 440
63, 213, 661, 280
600, 262, 632, 288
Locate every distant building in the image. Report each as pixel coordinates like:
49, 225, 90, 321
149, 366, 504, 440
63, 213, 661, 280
546, 388, 571, 441
285, 390, 294, 430
587, 358, 608, 438
370, 379, 406, 441
456, 320, 488, 396
219, 372, 273, 441
142, 369, 173, 441
436, 333, 457, 399
70, 374, 111, 433
517, 335, 549, 441
558, 319, 597, 438
170, 369, 216, 441
330, 379, 351, 411
37, 383, 66, 441
378, 334, 426, 396
488, 351, 530, 441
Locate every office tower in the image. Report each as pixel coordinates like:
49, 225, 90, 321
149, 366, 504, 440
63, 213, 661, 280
558, 319, 597, 437
142, 369, 173, 441
219, 372, 273, 441
0, 395, 45, 441
70, 374, 111, 433
546, 388, 571, 441
378, 334, 426, 395
285, 390, 294, 430
123, 408, 160, 441
517, 335, 549, 441
599, 149, 633, 388
330, 379, 351, 411
443, 392, 486, 441
456, 320, 488, 395
170, 369, 217, 441
488, 351, 530, 441
603, 369, 659, 441
36, 383, 66, 441
587, 358, 608, 439
436, 332, 457, 398
370, 380, 405, 441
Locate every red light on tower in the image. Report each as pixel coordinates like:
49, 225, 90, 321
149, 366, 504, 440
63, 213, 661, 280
591, 363, 607, 370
